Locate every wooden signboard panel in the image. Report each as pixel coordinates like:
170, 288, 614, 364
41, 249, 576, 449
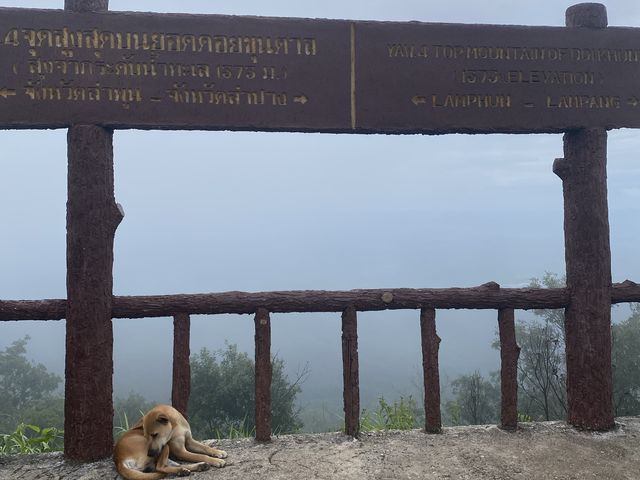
1, 7, 640, 133
356, 22, 640, 133
0, 8, 352, 131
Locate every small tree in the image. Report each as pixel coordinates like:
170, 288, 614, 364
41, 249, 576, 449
0, 337, 63, 432
503, 274, 639, 420
449, 371, 498, 425
510, 273, 567, 421
515, 320, 567, 420
529, 273, 566, 339
612, 305, 640, 416
188, 344, 306, 438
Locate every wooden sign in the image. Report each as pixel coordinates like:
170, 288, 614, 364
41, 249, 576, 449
0, 8, 352, 131
355, 22, 640, 133
1, 7, 640, 133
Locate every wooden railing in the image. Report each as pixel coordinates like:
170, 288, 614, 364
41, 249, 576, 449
3, 280, 639, 320
2, 280, 639, 440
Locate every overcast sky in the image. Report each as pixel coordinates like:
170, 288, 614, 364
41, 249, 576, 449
1, 0, 639, 406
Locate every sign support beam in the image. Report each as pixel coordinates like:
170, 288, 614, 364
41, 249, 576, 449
554, 3, 614, 431
63, 0, 124, 461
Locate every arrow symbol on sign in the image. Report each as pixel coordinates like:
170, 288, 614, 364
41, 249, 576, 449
627, 97, 639, 107
412, 95, 426, 106
0, 88, 16, 98
293, 95, 308, 105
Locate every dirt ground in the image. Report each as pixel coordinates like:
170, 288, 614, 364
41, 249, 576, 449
1, 417, 639, 480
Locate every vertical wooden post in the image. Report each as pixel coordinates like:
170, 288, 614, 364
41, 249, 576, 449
420, 308, 441, 433
64, 0, 108, 10
498, 308, 519, 430
64, 0, 115, 462
341, 306, 360, 437
172, 313, 191, 417
554, 0, 613, 432
64, 125, 123, 459
254, 308, 272, 441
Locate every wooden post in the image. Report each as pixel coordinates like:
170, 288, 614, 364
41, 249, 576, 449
63, 1, 118, 461
254, 308, 272, 441
172, 313, 191, 417
498, 308, 519, 430
420, 308, 441, 433
64, 124, 123, 460
64, 0, 108, 10
341, 306, 360, 437
553, 0, 614, 432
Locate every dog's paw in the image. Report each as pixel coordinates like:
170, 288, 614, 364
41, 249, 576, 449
214, 449, 228, 459
193, 462, 210, 472
213, 459, 226, 468
177, 468, 191, 477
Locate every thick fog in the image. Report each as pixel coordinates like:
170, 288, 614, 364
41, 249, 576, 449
1, 0, 639, 426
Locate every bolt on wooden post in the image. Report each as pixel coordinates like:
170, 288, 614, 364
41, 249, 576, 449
552, 2, 615, 431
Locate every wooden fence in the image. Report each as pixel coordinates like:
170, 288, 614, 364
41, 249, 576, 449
2, 280, 639, 440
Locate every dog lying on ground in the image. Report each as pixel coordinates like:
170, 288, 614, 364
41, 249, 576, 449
114, 404, 227, 479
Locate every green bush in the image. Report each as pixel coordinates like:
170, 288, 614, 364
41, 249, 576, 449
0, 423, 63, 455
360, 396, 419, 432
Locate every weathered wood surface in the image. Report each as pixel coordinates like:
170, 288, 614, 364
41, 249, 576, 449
555, 128, 615, 430
64, 122, 123, 461
2, 281, 639, 320
341, 306, 360, 437
64, 0, 108, 11
420, 308, 441, 433
172, 313, 191, 417
498, 308, 520, 430
2, 5, 640, 132
552, 0, 614, 434
254, 308, 272, 441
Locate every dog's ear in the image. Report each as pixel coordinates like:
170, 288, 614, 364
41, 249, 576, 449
157, 415, 169, 425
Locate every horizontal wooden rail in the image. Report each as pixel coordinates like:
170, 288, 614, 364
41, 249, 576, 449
1, 280, 639, 321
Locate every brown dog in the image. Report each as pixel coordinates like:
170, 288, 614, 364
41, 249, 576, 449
114, 404, 227, 479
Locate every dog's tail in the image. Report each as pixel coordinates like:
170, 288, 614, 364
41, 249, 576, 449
115, 462, 167, 480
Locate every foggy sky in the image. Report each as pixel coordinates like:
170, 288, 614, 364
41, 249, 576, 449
1, 0, 639, 406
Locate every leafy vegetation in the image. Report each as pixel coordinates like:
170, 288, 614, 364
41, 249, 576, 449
444, 371, 499, 425
214, 416, 256, 439
0, 337, 64, 434
446, 273, 640, 426
360, 396, 421, 432
0, 423, 63, 455
612, 304, 640, 416
517, 273, 567, 420
188, 343, 306, 439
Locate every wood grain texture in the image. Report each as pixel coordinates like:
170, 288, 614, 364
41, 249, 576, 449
2, 282, 639, 321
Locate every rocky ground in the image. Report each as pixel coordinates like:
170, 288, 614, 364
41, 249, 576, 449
1, 417, 639, 480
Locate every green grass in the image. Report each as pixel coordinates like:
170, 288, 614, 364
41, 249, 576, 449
215, 417, 256, 439
113, 410, 132, 439
360, 396, 419, 432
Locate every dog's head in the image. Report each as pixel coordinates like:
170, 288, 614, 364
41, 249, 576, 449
142, 410, 173, 458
